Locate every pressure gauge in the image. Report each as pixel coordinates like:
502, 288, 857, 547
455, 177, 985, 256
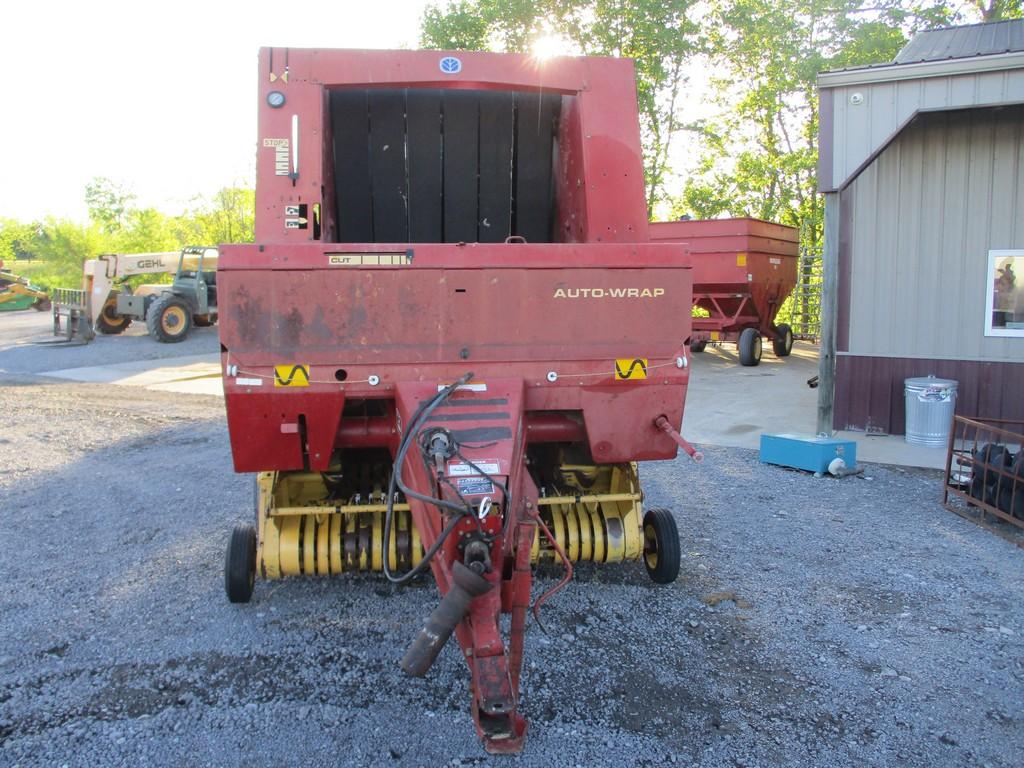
267, 90, 286, 108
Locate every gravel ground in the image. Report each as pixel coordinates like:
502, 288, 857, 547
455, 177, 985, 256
0, 310, 1022, 767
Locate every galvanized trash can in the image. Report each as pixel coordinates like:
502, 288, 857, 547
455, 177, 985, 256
905, 375, 958, 447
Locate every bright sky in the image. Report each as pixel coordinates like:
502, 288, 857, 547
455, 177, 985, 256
0, 0, 430, 222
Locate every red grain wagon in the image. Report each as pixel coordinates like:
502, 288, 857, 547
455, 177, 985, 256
650, 218, 799, 365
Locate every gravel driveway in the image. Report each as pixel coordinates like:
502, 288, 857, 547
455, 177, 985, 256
0, 311, 1021, 767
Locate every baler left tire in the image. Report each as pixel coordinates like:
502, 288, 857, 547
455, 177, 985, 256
738, 327, 762, 366
643, 508, 680, 584
225, 524, 257, 603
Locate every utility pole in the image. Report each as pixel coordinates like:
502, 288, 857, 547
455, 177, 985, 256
817, 192, 839, 435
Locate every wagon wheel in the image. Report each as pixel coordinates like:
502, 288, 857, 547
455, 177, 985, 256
738, 327, 762, 366
772, 323, 793, 357
690, 340, 707, 353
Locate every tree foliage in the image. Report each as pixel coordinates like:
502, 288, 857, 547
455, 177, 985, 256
1, 179, 254, 290
678, 0, 956, 246
973, 0, 1023, 20
420, 0, 700, 213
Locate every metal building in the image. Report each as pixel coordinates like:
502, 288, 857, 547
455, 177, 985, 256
817, 19, 1024, 436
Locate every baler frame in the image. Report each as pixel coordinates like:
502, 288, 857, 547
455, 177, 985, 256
220, 47, 697, 754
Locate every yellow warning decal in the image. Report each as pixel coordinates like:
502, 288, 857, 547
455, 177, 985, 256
614, 358, 648, 381
274, 365, 310, 387
736, 252, 747, 267
710, 331, 720, 340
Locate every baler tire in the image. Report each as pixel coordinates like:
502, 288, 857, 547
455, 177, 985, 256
738, 327, 762, 367
147, 294, 192, 343
772, 324, 793, 357
690, 340, 707, 353
643, 508, 680, 584
225, 524, 257, 603
96, 297, 132, 335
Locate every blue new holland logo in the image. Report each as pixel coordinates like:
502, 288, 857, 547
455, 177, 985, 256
439, 56, 462, 74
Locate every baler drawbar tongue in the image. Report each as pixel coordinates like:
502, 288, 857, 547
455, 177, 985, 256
389, 377, 533, 751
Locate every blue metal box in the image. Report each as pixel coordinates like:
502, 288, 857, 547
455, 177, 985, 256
759, 434, 857, 473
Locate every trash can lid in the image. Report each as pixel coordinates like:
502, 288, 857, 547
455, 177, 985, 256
905, 375, 958, 391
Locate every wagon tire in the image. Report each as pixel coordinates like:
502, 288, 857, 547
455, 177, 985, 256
643, 508, 680, 584
690, 340, 707, 353
772, 323, 793, 357
225, 524, 257, 603
738, 327, 762, 366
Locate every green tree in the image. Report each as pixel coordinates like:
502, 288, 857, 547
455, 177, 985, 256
679, 0, 955, 247
84, 177, 136, 234
172, 187, 255, 246
0, 220, 43, 263
420, 0, 700, 213
113, 208, 180, 254
972, 0, 1023, 20
29, 218, 108, 288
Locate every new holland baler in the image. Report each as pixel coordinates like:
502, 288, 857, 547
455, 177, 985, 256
219, 47, 698, 753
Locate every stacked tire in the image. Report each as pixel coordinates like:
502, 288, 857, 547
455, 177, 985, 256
969, 443, 1024, 519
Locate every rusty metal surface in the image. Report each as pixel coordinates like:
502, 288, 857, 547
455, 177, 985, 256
943, 415, 1024, 543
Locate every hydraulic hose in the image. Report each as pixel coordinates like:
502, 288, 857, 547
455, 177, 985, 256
382, 373, 474, 584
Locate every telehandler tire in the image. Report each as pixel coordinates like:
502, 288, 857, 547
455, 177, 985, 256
147, 294, 192, 343
96, 297, 132, 335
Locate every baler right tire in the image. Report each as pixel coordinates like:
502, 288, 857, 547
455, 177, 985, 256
772, 323, 794, 357
96, 297, 132, 335
147, 294, 192, 343
738, 327, 762, 366
225, 524, 257, 603
642, 508, 681, 584
690, 340, 707, 353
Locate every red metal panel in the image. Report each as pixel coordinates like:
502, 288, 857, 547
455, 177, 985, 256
220, 241, 693, 470
254, 48, 648, 245
649, 219, 798, 338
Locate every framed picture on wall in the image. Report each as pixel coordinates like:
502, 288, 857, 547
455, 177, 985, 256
985, 250, 1024, 337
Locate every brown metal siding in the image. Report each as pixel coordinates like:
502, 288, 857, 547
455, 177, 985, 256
835, 355, 1024, 434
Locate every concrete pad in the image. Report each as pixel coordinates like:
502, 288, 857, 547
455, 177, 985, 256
684, 340, 948, 470
40, 354, 223, 395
